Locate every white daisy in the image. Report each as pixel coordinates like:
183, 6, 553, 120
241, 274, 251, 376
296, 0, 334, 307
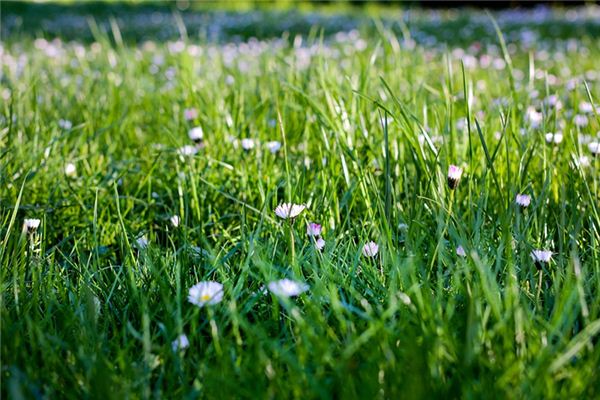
266, 141, 282, 154
545, 132, 563, 145
188, 281, 224, 307
589, 141, 600, 156
188, 126, 204, 143
177, 145, 198, 156
274, 203, 306, 219
515, 194, 531, 208
58, 119, 73, 130
447, 165, 463, 189
23, 218, 41, 231
136, 236, 149, 249
241, 138, 255, 150
531, 250, 552, 267
315, 237, 325, 251
362, 241, 379, 257
267, 279, 309, 297
65, 163, 77, 177
171, 334, 190, 351
170, 215, 180, 227
456, 246, 466, 257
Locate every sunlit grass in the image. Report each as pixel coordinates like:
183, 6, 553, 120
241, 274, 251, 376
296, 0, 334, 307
1, 4, 600, 398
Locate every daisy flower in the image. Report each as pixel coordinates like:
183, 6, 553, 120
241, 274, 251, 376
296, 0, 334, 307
362, 241, 379, 257
456, 246, 466, 257
306, 223, 322, 237
274, 203, 306, 219
170, 215, 180, 227
136, 236, 149, 249
188, 281, 224, 307
65, 163, 77, 177
589, 141, 600, 156
447, 165, 463, 190
177, 145, 198, 156
241, 138, 255, 151
574, 115, 588, 127
266, 141, 282, 154
315, 237, 325, 251
531, 250, 552, 269
58, 119, 73, 130
188, 126, 204, 143
515, 194, 531, 208
525, 107, 543, 128
545, 132, 563, 145
23, 218, 41, 232
184, 108, 198, 121
267, 279, 309, 297
171, 334, 190, 351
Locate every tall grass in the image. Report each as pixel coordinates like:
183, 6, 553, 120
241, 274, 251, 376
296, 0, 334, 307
1, 5, 600, 398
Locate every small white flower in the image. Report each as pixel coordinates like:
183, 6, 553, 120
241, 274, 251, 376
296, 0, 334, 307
577, 155, 591, 167
306, 223, 322, 237
579, 101, 593, 113
188, 126, 204, 142
398, 223, 408, 231
574, 115, 588, 127
170, 215, 180, 227
515, 194, 531, 207
589, 141, 600, 156
274, 203, 306, 219
526, 107, 543, 128
184, 108, 198, 121
266, 141, 282, 154
241, 138, 255, 150
531, 250, 552, 264
23, 218, 41, 231
171, 334, 189, 351
188, 281, 224, 307
362, 241, 379, 257
65, 163, 77, 177
315, 237, 325, 251
267, 279, 308, 297
58, 119, 72, 130
136, 236, 149, 249
447, 165, 463, 189
545, 132, 563, 145
177, 145, 198, 156
456, 246, 466, 257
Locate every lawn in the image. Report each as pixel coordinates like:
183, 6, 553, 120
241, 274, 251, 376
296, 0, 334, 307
1, 3, 600, 398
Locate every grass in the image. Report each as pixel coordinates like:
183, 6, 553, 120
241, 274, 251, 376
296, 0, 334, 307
2, 4, 600, 399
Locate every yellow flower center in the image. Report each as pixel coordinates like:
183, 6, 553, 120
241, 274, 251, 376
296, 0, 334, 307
201, 294, 211, 302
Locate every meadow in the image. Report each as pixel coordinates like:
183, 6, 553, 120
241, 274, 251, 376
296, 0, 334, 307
1, 3, 600, 398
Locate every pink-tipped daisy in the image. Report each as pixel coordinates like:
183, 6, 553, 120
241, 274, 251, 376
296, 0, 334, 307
306, 223, 322, 237
184, 108, 198, 121
447, 165, 463, 189
362, 241, 379, 257
274, 203, 306, 219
